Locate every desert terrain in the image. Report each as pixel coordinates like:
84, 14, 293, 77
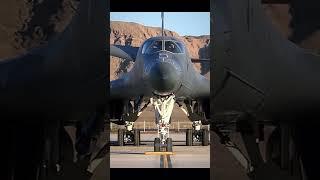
109, 21, 210, 81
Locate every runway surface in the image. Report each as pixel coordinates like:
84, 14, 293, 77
80, 126, 287, 180
110, 132, 210, 168
110, 146, 210, 168
92, 127, 279, 179
109, 131, 250, 178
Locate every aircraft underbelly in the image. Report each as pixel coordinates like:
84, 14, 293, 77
175, 82, 193, 99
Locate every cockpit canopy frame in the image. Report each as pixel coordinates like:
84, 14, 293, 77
142, 39, 185, 55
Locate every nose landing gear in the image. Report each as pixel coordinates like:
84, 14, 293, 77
153, 137, 173, 152
154, 122, 173, 152
151, 95, 175, 152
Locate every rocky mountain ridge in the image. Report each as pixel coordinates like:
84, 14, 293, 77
110, 21, 210, 80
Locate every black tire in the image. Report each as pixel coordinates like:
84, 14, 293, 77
166, 138, 173, 152
154, 138, 161, 152
118, 129, 124, 146
134, 129, 140, 146
186, 129, 193, 146
202, 129, 209, 146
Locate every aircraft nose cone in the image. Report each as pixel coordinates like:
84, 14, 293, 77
149, 62, 180, 94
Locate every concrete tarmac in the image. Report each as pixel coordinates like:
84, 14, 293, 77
82, 126, 292, 180
110, 132, 210, 168
110, 146, 210, 168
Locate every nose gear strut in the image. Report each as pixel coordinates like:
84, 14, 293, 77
151, 94, 175, 151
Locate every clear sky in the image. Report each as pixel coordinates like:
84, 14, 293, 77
110, 12, 210, 36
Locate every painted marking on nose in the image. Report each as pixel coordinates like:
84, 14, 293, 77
159, 52, 168, 59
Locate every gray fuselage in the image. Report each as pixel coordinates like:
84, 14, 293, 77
116, 36, 209, 101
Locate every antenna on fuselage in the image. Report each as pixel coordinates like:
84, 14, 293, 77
161, 12, 164, 37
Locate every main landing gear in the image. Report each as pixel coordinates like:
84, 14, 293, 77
118, 121, 140, 146
186, 121, 209, 146
117, 97, 151, 146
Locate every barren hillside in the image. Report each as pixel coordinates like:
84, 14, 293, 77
110, 21, 210, 80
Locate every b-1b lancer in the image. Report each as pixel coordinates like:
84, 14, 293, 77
109, 13, 210, 151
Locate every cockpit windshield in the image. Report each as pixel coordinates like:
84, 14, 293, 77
142, 39, 185, 55
144, 41, 162, 54
165, 41, 184, 53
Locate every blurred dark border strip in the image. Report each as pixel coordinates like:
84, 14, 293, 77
110, 0, 210, 12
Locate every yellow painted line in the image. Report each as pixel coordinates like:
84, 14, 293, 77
144, 152, 175, 155
163, 155, 168, 168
